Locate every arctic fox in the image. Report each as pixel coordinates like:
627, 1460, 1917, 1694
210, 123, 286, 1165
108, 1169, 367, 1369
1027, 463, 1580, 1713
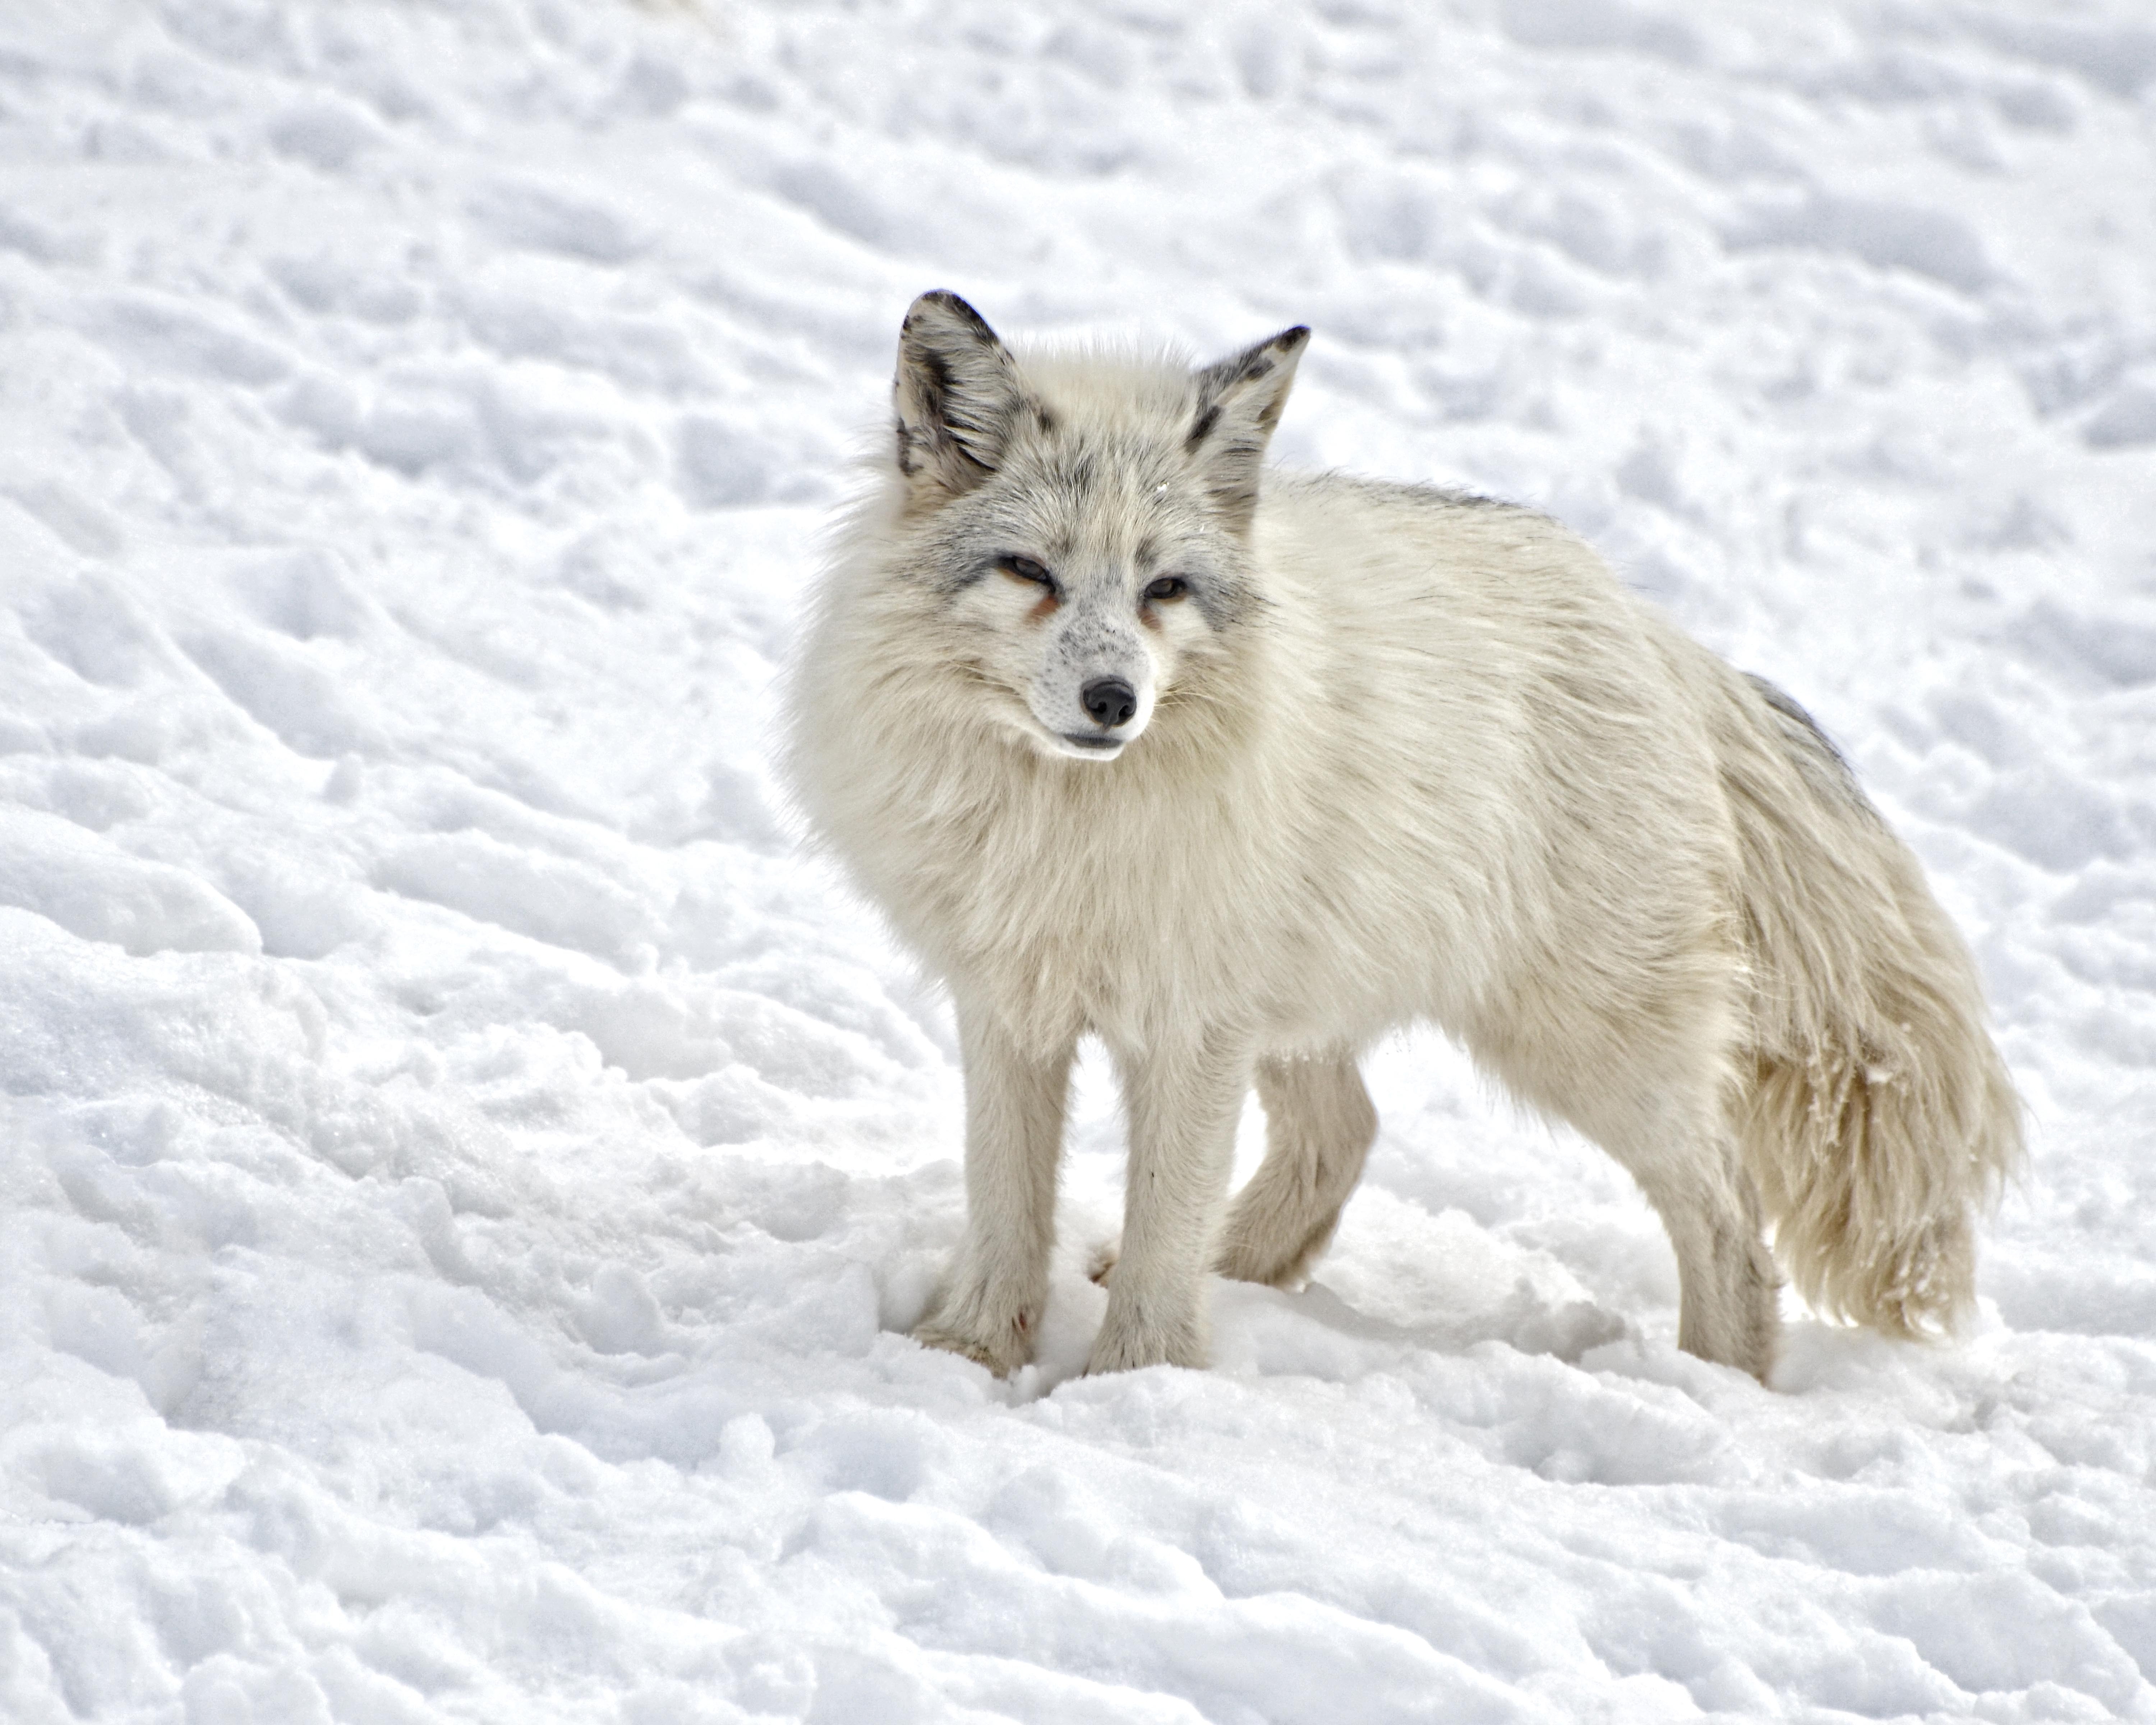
786, 290, 2021, 1383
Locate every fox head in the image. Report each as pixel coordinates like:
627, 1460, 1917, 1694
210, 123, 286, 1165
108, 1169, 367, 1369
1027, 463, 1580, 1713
887, 291, 1307, 763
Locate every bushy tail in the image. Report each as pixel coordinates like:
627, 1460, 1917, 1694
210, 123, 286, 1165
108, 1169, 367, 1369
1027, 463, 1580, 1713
1720, 674, 2022, 1338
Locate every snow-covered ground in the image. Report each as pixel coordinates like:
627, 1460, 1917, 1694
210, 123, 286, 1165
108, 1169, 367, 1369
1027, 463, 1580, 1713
3, 1, 2154, 1718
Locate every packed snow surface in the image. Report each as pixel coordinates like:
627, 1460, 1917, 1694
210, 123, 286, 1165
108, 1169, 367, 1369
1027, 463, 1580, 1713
4, 1, 2156, 1719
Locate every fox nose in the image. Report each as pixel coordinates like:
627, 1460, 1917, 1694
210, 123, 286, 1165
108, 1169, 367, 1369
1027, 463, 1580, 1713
1081, 677, 1138, 729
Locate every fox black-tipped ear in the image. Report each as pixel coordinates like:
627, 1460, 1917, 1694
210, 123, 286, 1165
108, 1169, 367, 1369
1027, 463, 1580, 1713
1188, 325, 1309, 532
893, 291, 1026, 503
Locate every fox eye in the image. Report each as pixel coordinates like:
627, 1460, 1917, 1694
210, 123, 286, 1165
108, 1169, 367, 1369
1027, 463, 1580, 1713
1000, 554, 1054, 587
1143, 576, 1189, 603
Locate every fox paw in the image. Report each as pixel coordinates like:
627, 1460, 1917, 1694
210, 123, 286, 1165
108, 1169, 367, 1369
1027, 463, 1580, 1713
1084, 1305, 1206, 1376
912, 1306, 1034, 1379
1211, 1226, 1324, 1289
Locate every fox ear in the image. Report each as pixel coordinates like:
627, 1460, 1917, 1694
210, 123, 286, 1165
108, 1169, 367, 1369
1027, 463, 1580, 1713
893, 291, 1026, 502
1187, 325, 1309, 531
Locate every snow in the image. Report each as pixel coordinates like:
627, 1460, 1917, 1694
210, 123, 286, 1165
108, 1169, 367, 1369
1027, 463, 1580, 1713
2, 0, 2154, 1717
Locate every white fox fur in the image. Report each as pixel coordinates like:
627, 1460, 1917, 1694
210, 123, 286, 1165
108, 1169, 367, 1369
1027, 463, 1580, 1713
784, 291, 2022, 1383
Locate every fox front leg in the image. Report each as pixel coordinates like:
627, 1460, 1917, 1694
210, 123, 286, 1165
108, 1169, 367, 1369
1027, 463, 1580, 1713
913, 1004, 1074, 1377
1088, 1030, 1250, 1374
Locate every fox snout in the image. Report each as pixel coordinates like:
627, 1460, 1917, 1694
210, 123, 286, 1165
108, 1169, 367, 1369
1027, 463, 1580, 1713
1052, 666, 1148, 756
1081, 678, 1138, 729
1030, 603, 1157, 759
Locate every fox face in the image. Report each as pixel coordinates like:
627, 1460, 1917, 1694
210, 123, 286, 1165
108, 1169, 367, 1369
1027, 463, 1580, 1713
953, 545, 1176, 762
888, 292, 1306, 762
931, 448, 1255, 761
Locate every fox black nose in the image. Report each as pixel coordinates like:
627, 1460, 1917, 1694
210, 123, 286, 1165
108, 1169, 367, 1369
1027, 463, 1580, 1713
1081, 677, 1138, 730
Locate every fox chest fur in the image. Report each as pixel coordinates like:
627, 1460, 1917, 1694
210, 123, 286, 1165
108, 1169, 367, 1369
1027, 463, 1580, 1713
814, 677, 1343, 1052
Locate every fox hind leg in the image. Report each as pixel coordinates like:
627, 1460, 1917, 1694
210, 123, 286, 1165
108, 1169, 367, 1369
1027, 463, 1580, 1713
1213, 1053, 1377, 1288
1615, 1116, 1782, 1381
1482, 963, 1781, 1378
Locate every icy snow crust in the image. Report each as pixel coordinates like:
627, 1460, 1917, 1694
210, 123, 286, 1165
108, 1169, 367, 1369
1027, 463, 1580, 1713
2, 1, 2154, 1719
